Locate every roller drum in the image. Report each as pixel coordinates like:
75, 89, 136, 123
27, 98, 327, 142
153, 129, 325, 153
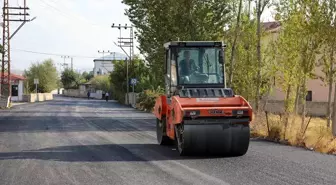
177, 122, 250, 156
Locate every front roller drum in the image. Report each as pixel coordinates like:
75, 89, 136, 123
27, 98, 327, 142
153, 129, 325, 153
175, 123, 250, 156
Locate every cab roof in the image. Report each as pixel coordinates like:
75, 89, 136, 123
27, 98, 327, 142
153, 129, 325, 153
164, 41, 226, 49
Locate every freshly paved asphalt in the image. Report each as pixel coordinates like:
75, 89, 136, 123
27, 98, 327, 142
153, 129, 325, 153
0, 96, 336, 185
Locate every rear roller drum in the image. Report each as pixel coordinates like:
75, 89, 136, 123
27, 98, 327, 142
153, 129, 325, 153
156, 118, 171, 145
174, 124, 189, 156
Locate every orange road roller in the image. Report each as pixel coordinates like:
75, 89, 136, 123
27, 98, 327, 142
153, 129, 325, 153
153, 41, 253, 156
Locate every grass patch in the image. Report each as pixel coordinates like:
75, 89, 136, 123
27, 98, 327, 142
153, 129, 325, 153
251, 112, 336, 155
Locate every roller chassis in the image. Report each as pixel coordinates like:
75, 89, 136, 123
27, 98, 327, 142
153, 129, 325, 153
154, 88, 253, 157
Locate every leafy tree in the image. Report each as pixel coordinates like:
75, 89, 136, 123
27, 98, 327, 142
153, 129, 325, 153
23, 59, 59, 93
122, 0, 233, 87
61, 69, 81, 89
255, 0, 272, 111
315, 0, 336, 127
228, 0, 243, 86
82, 71, 94, 82
109, 56, 152, 103
270, 0, 324, 137
90, 75, 111, 92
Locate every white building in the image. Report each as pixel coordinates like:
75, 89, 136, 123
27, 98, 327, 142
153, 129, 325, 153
93, 52, 128, 76
0, 73, 26, 102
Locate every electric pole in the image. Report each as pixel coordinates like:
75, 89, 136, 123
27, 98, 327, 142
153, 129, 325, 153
1, 0, 32, 100
98, 50, 112, 60
111, 23, 134, 105
71, 57, 73, 71
61, 56, 70, 70
98, 50, 114, 74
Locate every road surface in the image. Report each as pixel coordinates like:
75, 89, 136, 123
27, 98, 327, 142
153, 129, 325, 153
0, 96, 336, 185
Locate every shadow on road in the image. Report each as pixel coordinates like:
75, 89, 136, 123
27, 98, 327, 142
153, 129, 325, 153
0, 144, 233, 162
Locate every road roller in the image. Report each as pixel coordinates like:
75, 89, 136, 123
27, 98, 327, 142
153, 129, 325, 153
153, 41, 253, 156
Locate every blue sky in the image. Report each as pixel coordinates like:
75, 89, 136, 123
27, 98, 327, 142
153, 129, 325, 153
6, 0, 274, 74
9, 0, 135, 73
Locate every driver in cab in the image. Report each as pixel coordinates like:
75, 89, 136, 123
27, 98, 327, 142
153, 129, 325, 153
179, 50, 199, 76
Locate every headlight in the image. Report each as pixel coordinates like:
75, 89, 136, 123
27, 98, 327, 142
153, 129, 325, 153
184, 110, 200, 117
233, 110, 248, 116
189, 111, 197, 116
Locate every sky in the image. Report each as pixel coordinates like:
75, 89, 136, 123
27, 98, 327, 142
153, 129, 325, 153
4, 0, 275, 74
8, 0, 135, 74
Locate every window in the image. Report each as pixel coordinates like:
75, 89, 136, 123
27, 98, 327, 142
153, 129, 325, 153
176, 47, 224, 85
306, 91, 312, 101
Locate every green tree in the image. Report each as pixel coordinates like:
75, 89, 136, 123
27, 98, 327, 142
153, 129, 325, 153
315, 0, 336, 127
90, 75, 111, 92
109, 56, 152, 103
61, 69, 81, 89
122, 0, 233, 87
82, 71, 94, 82
23, 59, 59, 93
255, 0, 272, 111
271, 0, 324, 137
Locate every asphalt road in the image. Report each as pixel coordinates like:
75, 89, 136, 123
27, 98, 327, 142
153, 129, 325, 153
0, 96, 336, 185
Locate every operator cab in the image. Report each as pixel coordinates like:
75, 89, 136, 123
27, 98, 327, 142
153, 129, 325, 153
164, 41, 234, 98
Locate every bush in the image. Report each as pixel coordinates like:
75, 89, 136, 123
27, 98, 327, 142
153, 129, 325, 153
137, 86, 164, 112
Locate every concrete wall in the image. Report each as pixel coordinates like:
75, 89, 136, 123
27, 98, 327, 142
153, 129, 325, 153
63, 89, 87, 98
125, 92, 139, 105
50, 88, 65, 95
63, 89, 102, 99
252, 100, 332, 117
90, 92, 102, 99
23, 93, 53, 103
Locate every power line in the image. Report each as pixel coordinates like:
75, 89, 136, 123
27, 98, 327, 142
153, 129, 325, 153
36, 0, 107, 29
11, 48, 99, 59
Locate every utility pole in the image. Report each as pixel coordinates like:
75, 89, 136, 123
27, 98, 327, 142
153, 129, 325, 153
61, 56, 70, 70
111, 23, 134, 105
71, 57, 73, 71
98, 50, 113, 74
1, 0, 32, 100
98, 50, 111, 60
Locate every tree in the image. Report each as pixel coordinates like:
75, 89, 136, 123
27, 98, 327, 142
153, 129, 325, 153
271, 0, 324, 138
122, 0, 233, 87
82, 71, 94, 82
255, 0, 272, 111
90, 75, 111, 92
109, 56, 152, 103
23, 59, 59, 93
316, 0, 336, 128
61, 69, 81, 89
228, 0, 243, 86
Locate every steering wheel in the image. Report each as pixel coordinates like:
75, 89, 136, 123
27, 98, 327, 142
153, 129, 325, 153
190, 71, 209, 83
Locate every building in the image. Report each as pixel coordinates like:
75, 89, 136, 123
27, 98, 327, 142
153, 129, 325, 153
0, 72, 26, 102
93, 52, 128, 76
259, 21, 333, 103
